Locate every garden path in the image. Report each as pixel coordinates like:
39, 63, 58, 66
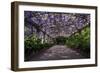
29, 45, 86, 61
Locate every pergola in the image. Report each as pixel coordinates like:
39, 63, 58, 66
24, 11, 90, 44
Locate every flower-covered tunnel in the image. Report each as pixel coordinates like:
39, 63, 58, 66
24, 11, 90, 61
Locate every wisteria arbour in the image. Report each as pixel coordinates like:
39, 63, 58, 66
24, 11, 90, 61
25, 11, 90, 38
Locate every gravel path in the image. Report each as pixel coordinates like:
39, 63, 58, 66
28, 45, 87, 61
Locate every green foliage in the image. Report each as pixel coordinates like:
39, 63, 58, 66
66, 27, 90, 52
24, 35, 53, 55
54, 36, 66, 45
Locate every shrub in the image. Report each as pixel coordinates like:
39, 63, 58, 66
66, 27, 90, 53
24, 35, 54, 56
